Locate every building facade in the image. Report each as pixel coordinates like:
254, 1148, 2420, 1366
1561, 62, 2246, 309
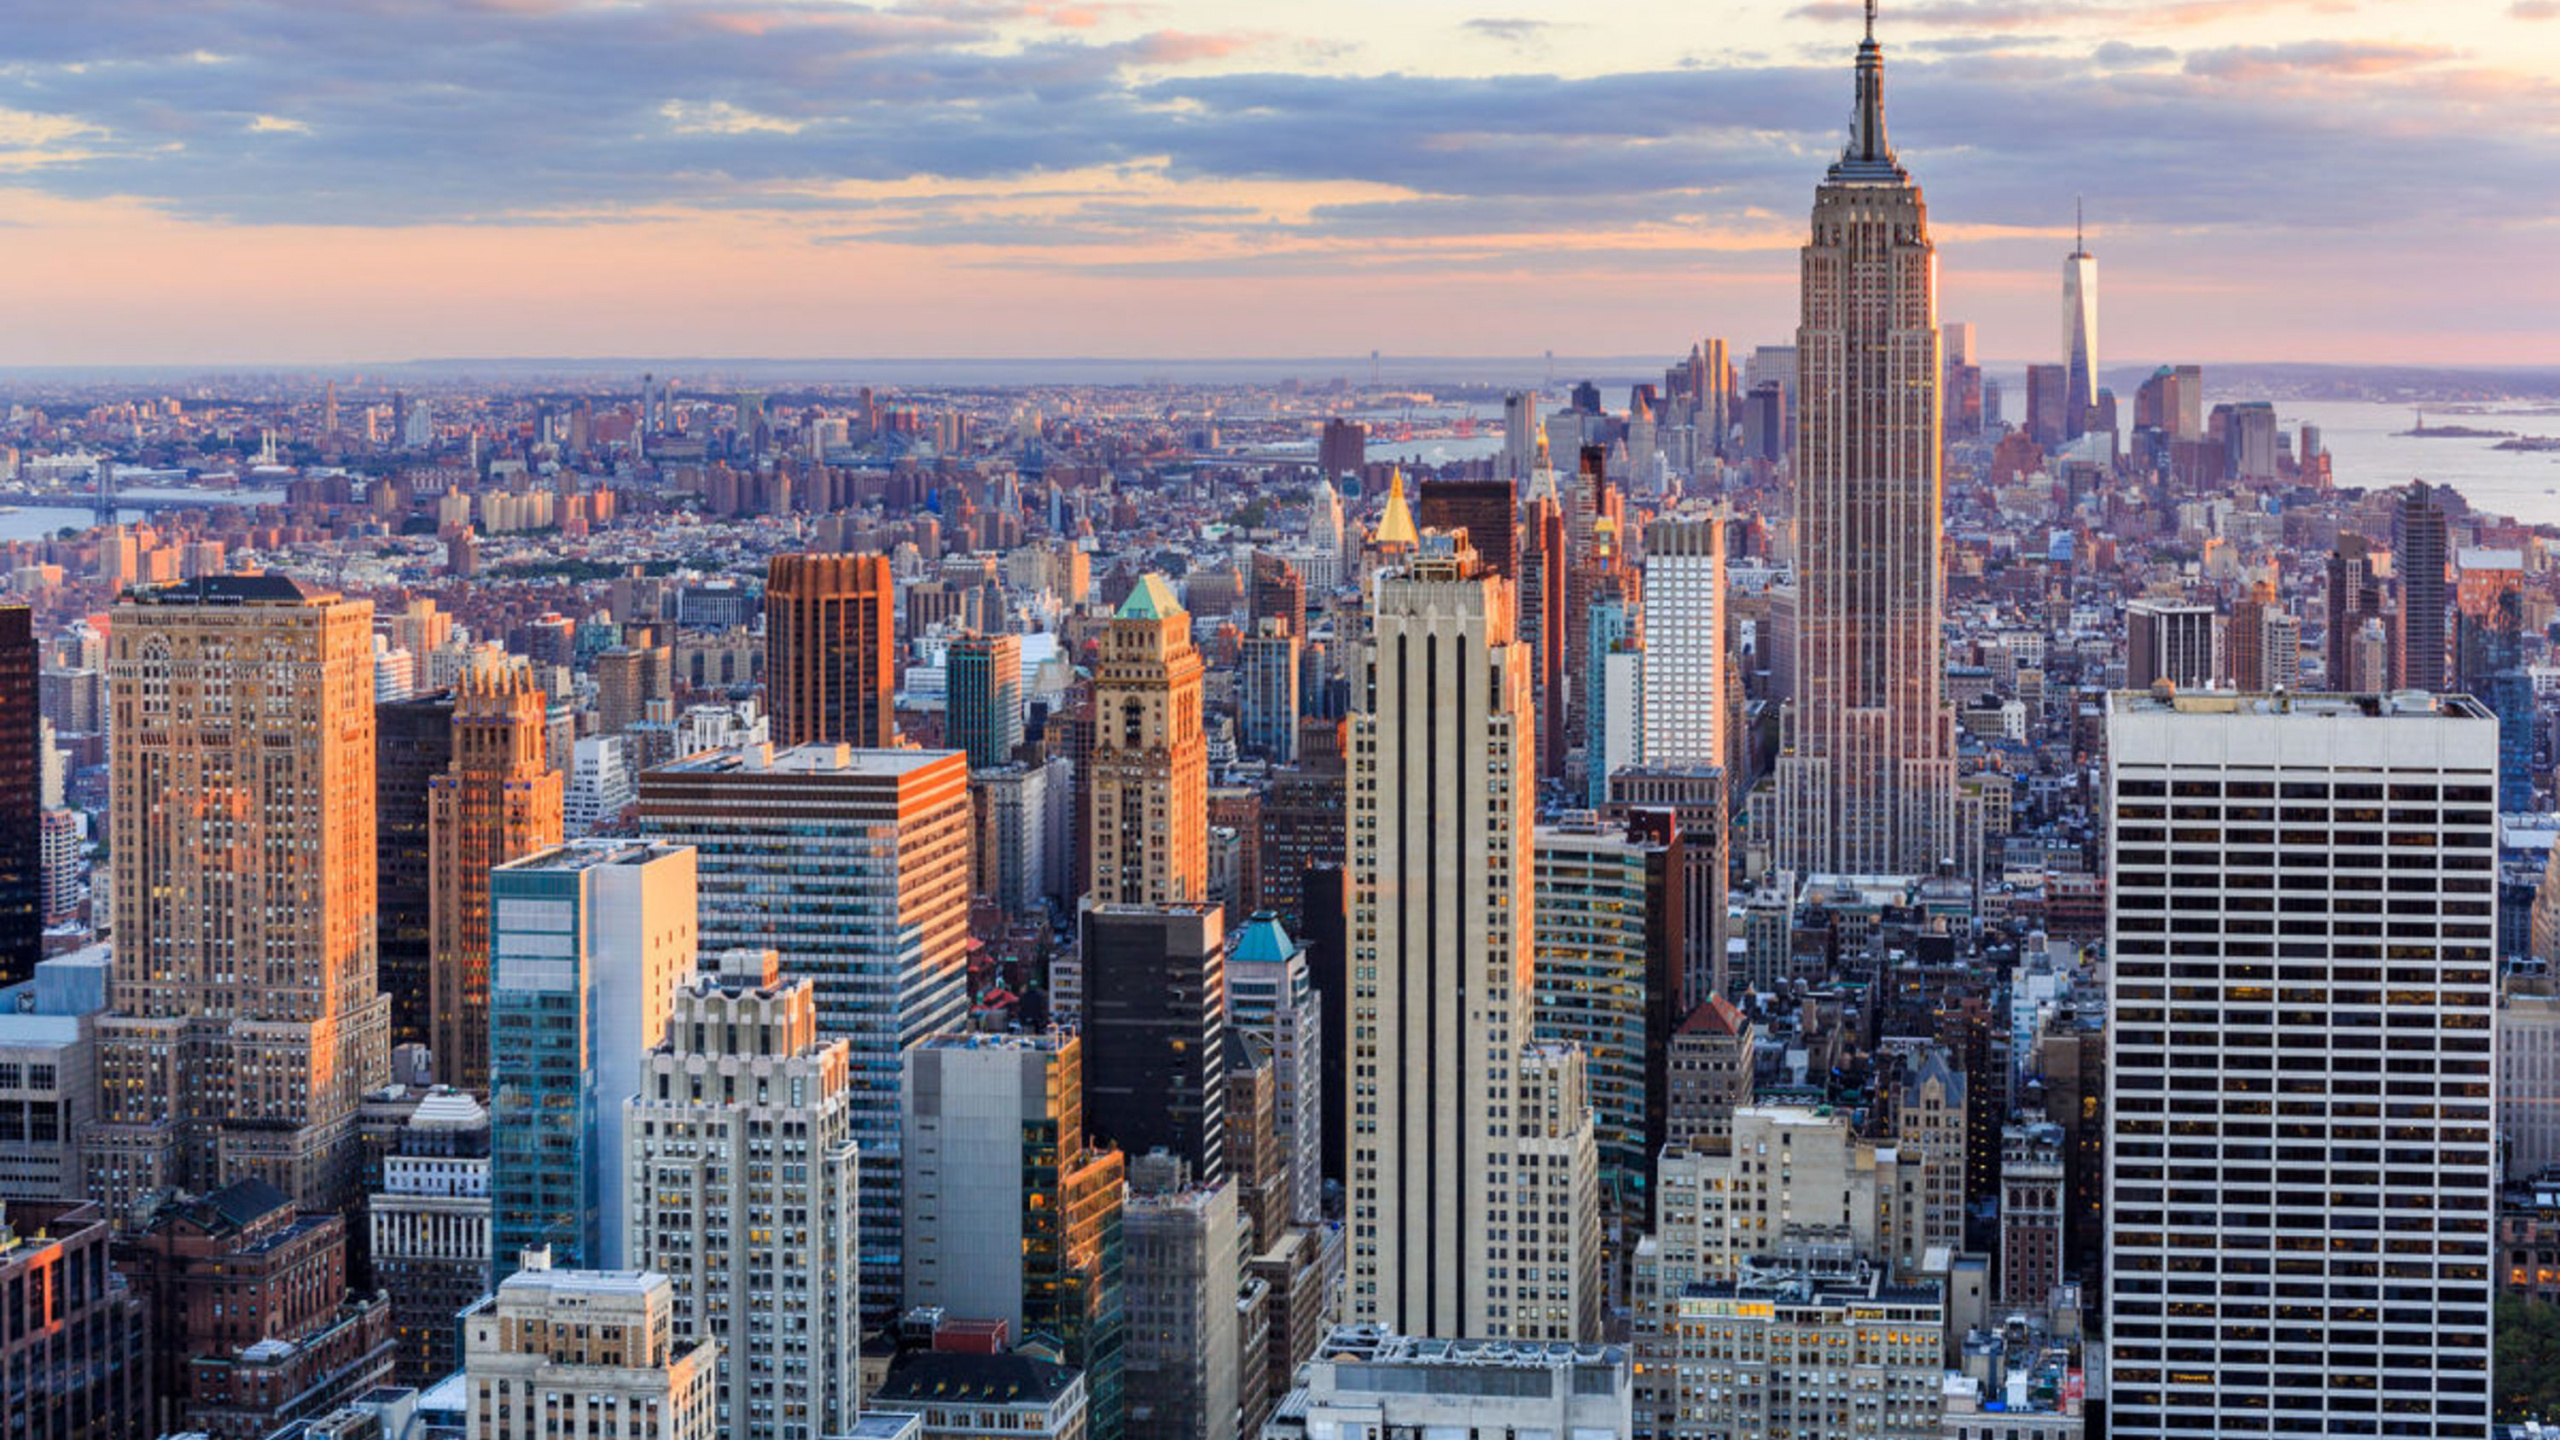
88, 576, 392, 1221
462, 1256, 718, 1440
428, 666, 563, 1093
765, 553, 896, 749
1079, 904, 1227, 1184
1089, 575, 1208, 906
2103, 689, 2497, 1438
488, 841, 698, 1277
639, 743, 972, 1320
1774, 19, 1958, 879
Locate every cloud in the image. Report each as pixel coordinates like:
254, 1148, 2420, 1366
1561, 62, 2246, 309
2183, 40, 2453, 80
1464, 18, 1554, 44
2515, 0, 2557, 17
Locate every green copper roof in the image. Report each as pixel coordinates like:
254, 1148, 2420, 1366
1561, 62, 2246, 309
1118, 573, 1181, 621
1231, 911, 1300, 964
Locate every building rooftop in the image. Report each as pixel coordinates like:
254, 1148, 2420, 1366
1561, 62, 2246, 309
124, 573, 335, 606
1229, 912, 1301, 966
651, 743, 960, 778
2109, 688, 2493, 721
873, 1351, 1081, 1409
1116, 573, 1181, 622
1311, 1323, 1624, 1370
915, 1030, 1065, 1054
501, 839, 688, 874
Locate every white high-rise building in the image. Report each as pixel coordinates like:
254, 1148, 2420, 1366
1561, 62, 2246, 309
627, 949, 861, 1440
2103, 689, 2497, 1438
1502, 390, 1539, 486
1347, 531, 1601, 1341
566, 733, 633, 836
1226, 912, 1323, 1226
1639, 514, 1728, 773
1306, 476, 1346, 569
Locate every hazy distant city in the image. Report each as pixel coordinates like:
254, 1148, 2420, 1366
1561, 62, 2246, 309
2, 4, 2558, 1440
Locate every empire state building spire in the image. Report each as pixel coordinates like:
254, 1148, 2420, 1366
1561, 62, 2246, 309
1836, 0, 1903, 179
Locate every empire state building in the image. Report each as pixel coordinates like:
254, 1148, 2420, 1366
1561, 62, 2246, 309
1775, 6, 1958, 878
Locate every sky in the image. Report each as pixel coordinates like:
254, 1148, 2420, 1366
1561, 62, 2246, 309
2, 0, 2556, 369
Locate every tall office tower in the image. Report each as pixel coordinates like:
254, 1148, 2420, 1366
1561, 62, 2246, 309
1893, 1047, 1967, 1264
2396, 481, 2450, 692
464, 1256, 718, 1440
488, 841, 698, 1277
1999, 1121, 2065, 1307
1940, 321, 1982, 441
2103, 689, 2496, 1438
1319, 417, 1367, 478
1225, 912, 1323, 1225
1121, 1154, 1242, 1440
1775, 15, 1956, 881
1562, 446, 1624, 740
765, 553, 896, 749
428, 667, 564, 1093
1306, 476, 1346, 566
1416, 479, 1518, 580
639, 744, 970, 1321
1081, 903, 1228, 1182
87, 576, 391, 1222
1639, 515, 1729, 776
370, 1088, 494, 1386
2324, 544, 2387, 690
1239, 619, 1303, 766
1250, 551, 1306, 639
904, 1032, 1127, 1439
1090, 575, 1208, 905
2023, 363, 2069, 448
1501, 390, 1539, 484
946, 631, 1024, 770
1532, 815, 1685, 1225
1586, 573, 1643, 808
2124, 600, 2217, 691
595, 642, 674, 737
1699, 337, 1736, 455
1655, 1257, 1942, 1440
1347, 532, 1601, 1340
627, 949, 862, 1440
2063, 203, 2098, 440
0, 607, 38, 985
1519, 472, 1569, 781
377, 691, 456, 1048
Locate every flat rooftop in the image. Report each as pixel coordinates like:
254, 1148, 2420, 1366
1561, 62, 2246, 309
651, 743, 960, 778
500, 840, 688, 873
2109, 688, 2494, 722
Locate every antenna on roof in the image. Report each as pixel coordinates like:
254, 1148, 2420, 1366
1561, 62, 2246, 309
2076, 194, 2084, 252
1866, 0, 1877, 41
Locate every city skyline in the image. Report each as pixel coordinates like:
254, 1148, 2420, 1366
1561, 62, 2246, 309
3, 1, 2556, 367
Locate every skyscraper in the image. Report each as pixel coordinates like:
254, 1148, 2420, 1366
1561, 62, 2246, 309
2103, 689, 2495, 1437
488, 840, 697, 1277
1226, 912, 1323, 1226
1238, 618, 1303, 765
2124, 600, 2217, 691
464, 1258, 718, 1440
1080, 903, 1229, 1183
429, 666, 564, 1092
370, 1088, 494, 1386
903, 1032, 1127, 1439
1639, 514, 1729, 775
0, 605, 41, 985
1415, 478, 1518, 580
1091, 575, 1208, 906
639, 743, 972, 1320
946, 631, 1024, 771
376, 690, 456, 1049
764, 553, 896, 749
1501, 391, 1539, 485
627, 949, 862, 1440
1775, 13, 1958, 880
2063, 200, 2099, 440
86, 575, 391, 1222
2396, 481, 2450, 693
1347, 532, 1600, 1340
